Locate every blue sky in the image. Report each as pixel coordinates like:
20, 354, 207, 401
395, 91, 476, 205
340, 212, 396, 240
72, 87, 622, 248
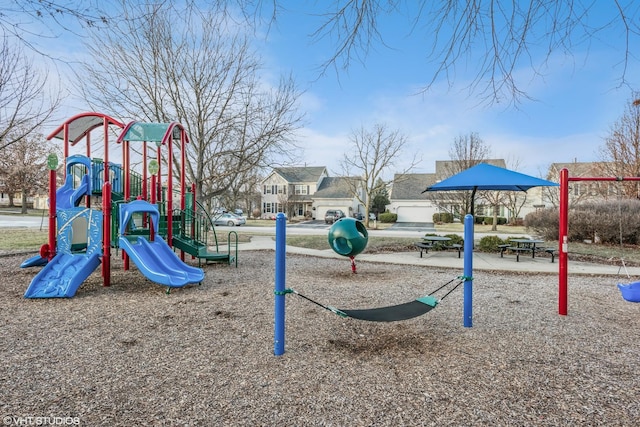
257, 2, 640, 178
22, 1, 640, 179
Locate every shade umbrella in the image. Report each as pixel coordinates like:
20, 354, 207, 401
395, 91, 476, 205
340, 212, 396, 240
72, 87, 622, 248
422, 163, 559, 216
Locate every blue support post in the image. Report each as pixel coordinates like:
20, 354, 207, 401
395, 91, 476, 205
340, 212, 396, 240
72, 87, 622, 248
274, 213, 287, 356
463, 214, 474, 327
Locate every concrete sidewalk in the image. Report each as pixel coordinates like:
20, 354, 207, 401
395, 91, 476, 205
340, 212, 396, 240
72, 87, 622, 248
238, 236, 640, 277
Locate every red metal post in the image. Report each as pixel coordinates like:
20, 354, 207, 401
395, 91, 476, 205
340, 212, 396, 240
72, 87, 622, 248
167, 137, 173, 247
558, 168, 569, 315
102, 116, 111, 285
85, 133, 91, 208
102, 181, 111, 287
142, 141, 148, 200
63, 123, 69, 178
150, 174, 156, 242
150, 175, 156, 205
46, 168, 57, 261
122, 139, 130, 271
181, 131, 186, 211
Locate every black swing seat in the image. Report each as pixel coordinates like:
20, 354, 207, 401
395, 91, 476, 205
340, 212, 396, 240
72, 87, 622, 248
339, 296, 439, 322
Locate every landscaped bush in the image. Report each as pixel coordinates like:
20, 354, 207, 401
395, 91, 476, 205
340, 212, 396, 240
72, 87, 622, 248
474, 216, 508, 225
525, 199, 640, 244
433, 212, 454, 223
378, 212, 397, 223
444, 234, 464, 245
524, 208, 558, 240
477, 235, 507, 252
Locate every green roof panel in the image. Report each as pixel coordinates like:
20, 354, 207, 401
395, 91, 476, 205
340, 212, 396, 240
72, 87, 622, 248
122, 123, 171, 142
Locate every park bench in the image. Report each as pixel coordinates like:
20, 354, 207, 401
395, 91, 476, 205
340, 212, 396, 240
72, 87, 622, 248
535, 247, 557, 263
499, 244, 556, 262
415, 242, 433, 258
415, 242, 462, 258
442, 243, 463, 258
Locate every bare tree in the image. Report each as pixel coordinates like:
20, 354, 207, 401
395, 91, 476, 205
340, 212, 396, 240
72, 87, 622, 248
79, 1, 304, 207
427, 132, 491, 218
598, 94, 640, 199
0, 37, 61, 151
291, 1, 640, 105
0, 1, 111, 49
499, 158, 527, 226
0, 127, 59, 213
339, 123, 420, 227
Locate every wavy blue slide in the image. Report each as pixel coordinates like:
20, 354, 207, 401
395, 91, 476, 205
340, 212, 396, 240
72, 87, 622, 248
24, 252, 102, 298
118, 200, 204, 287
24, 208, 103, 298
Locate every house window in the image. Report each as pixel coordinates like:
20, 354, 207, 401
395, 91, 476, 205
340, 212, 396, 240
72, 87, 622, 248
294, 185, 308, 195
264, 185, 271, 194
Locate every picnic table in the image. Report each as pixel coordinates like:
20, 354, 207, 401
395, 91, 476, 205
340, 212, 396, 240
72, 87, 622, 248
415, 236, 463, 258
499, 239, 556, 262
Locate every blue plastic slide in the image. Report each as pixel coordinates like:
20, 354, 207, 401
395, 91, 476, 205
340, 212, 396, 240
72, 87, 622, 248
24, 252, 101, 298
56, 155, 92, 210
118, 200, 204, 287
20, 255, 49, 268
119, 235, 204, 287
24, 207, 103, 298
21, 155, 94, 268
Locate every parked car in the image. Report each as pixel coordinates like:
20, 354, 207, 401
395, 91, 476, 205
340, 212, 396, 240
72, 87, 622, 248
214, 213, 246, 226
369, 213, 377, 221
353, 212, 364, 220
324, 209, 345, 224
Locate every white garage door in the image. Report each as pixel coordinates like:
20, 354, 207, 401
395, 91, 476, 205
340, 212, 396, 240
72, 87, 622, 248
396, 206, 437, 223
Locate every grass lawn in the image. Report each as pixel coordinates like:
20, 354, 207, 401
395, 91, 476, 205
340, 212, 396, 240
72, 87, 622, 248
0, 228, 49, 251
3, 215, 640, 266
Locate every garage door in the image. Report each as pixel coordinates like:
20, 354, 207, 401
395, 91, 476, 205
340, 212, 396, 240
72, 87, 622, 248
396, 206, 437, 223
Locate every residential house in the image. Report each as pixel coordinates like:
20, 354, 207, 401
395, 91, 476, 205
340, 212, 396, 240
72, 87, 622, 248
386, 173, 440, 222
261, 160, 560, 223
546, 161, 626, 203
261, 167, 328, 219
387, 159, 555, 223
260, 167, 366, 220
312, 176, 366, 220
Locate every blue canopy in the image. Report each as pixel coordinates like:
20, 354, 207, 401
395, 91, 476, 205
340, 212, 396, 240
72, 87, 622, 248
422, 163, 558, 193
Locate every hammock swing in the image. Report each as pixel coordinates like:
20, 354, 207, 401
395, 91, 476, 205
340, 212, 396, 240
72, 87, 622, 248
278, 276, 468, 322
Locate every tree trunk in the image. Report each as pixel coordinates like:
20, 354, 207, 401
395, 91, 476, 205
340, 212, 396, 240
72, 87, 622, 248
491, 205, 498, 231
21, 191, 28, 214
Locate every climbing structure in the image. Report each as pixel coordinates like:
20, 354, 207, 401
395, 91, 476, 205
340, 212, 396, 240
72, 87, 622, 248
22, 112, 236, 298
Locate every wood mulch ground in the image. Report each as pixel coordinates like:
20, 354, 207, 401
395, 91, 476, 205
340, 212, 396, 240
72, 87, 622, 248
1, 250, 639, 426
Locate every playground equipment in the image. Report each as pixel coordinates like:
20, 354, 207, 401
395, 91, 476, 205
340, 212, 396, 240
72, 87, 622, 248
327, 217, 368, 273
118, 200, 204, 287
56, 154, 93, 209
22, 112, 236, 298
558, 169, 640, 312
274, 213, 475, 356
617, 281, 640, 302
24, 207, 102, 298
